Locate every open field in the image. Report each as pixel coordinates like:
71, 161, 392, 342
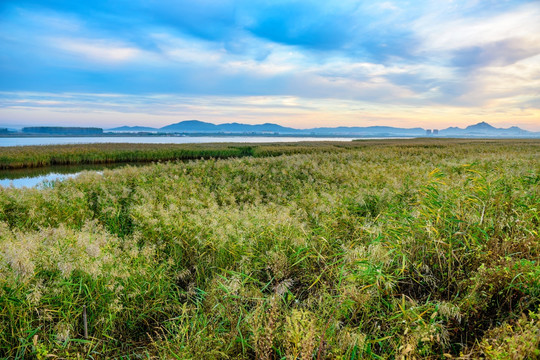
0, 139, 539, 359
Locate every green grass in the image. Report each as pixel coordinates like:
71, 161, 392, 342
0, 139, 539, 359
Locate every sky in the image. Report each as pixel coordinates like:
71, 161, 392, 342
0, 0, 539, 130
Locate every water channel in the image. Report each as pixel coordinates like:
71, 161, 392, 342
0, 163, 137, 188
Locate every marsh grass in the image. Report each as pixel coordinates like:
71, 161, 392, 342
1, 138, 533, 170
0, 142, 349, 170
0, 139, 539, 358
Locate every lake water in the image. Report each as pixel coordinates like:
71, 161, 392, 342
0, 136, 361, 147
0, 172, 81, 188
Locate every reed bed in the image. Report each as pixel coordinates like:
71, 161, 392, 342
0, 139, 539, 359
0, 142, 346, 170
1, 138, 534, 170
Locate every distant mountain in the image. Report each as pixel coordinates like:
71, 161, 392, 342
157, 120, 423, 135
306, 126, 425, 136
466, 121, 496, 131
440, 122, 533, 136
109, 126, 158, 132
159, 120, 301, 133
160, 120, 219, 132
232, 122, 301, 133
107, 120, 538, 137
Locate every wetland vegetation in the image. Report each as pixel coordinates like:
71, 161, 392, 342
0, 142, 372, 171
0, 139, 539, 359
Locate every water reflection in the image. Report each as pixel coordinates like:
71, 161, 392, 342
0, 163, 136, 188
0, 172, 81, 188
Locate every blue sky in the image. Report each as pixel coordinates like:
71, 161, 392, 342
1, 0, 539, 130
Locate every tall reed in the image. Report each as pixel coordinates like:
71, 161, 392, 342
0, 139, 538, 358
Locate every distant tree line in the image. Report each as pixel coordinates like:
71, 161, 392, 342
22, 127, 103, 135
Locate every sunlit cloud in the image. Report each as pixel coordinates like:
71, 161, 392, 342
52, 38, 141, 63
413, 4, 540, 54
1, 92, 539, 131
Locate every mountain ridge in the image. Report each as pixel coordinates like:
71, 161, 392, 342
108, 121, 538, 137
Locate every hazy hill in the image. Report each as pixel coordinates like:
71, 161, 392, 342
160, 120, 219, 132
106, 120, 538, 137
440, 122, 532, 136
159, 120, 301, 133
306, 126, 425, 136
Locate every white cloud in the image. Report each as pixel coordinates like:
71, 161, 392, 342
150, 33, 225, 64
378, 2, 399, 11
413, 3, 540, 54
455, 53, 540, 105
52, 38, 141, 63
